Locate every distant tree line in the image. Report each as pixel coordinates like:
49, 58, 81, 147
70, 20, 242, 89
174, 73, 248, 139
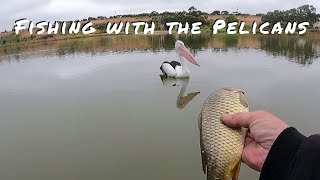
82, 6, 252, 29
158, 6, 209, 28
80, 4, 320, 31
262, 5, 320, 26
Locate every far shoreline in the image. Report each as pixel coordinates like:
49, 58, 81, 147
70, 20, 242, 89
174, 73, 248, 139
0, 29, 319, 48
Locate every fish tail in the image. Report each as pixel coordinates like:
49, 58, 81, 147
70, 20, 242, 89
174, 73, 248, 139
225, 159, 241, 180
232, 160, 241, 180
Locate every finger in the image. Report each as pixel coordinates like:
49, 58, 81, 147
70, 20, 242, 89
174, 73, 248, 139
247, 132, 255, 139
242, 143, 267, 172
245, 136, 254, 146
221, 112, 256, 128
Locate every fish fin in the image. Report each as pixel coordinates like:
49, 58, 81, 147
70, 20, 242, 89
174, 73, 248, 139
198, 112, 207, 174
198, 112, 202, 131
230, 160, 241, 180
200, 144, 208, 174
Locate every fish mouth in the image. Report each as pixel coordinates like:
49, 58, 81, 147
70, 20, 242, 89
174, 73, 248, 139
223, 88, 249, 108
223, 87, 243, 93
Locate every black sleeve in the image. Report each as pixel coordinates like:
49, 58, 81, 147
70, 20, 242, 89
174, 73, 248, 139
259, 127, 320, 180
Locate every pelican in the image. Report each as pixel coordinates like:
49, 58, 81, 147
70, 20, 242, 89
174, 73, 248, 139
160, 75, 200, 109
160, 40, 200, 78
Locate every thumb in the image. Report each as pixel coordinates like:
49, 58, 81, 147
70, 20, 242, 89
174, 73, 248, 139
221, 112, 255, 128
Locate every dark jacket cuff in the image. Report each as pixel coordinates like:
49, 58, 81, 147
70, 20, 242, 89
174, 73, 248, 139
259, 127, 306, 180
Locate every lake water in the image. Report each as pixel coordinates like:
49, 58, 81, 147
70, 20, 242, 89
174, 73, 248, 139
0, 33, 320, 180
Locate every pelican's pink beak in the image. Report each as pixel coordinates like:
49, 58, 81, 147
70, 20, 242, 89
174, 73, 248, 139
178, 45, 200, 67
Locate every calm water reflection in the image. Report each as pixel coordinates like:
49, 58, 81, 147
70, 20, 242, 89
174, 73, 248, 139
0, 34, 319, 180
1, 33, 320, 65
159, 76, 200, 109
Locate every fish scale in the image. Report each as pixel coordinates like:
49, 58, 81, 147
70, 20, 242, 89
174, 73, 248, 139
199, 88, 249, 180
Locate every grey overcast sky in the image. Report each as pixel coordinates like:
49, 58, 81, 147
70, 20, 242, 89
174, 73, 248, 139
1, 0, 320, 31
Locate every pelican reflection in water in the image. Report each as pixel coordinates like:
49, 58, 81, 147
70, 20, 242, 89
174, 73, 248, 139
160, 75, 200, 109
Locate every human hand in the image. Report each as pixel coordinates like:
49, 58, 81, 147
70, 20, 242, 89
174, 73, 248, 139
221, 111, 289, 172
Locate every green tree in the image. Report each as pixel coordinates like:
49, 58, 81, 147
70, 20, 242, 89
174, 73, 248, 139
97, 16, 107, 20
221, 11, 229, 15
161, 11, 175, 16
95, 24, 106, 31
188, 6, 197, 13
211, 10, 221, 15
297, 5, 316, 15
88, 17, 97, 21
225, 15, 239, 23
188, 10, 202, 17
184, 15, 207, 25
150, 11, 159, 16
262, 4, 318, 25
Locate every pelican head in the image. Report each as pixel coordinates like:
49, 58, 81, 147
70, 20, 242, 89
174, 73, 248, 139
174, 40, 200, 67
175, 40, 185, 51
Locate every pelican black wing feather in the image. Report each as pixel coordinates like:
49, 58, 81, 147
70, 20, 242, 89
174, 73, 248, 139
160, 61, 169, 76
169, 61, 181, 69
160, 61, 181, 76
